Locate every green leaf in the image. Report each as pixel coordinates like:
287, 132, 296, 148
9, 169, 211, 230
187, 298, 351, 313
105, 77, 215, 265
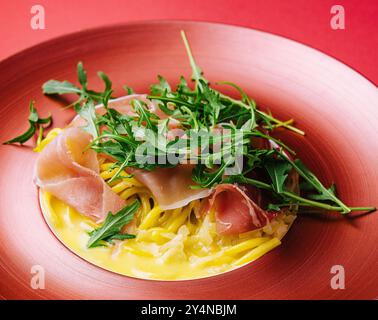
264, 160, 292, 193
307, 184, 337, 201
107, 233, 136, 243
200, 80, 223, 126
42, 80, 82, 95
132, 99, 159, 131
286, 157, 351, 214
74, 99, 99, 138
98, 71, 112, 92
102, 89, 113, 108
37, 114, 53, 125
3, 120, 36, 145
3, 101, 52, 145
123, 85, 135, 95
177, 76, 192, 95
267, 203, 281, 211
77, 62, 88, 90
87, 200, 140, 248
150, 75, 172, 95
217, 81, 255, 108
28, 101, 39, 123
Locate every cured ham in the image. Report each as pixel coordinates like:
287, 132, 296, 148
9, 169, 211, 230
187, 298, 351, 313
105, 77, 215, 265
129, 165, 211, 210
72, 95, 211, 211
34, 127, 125, 222
207, 184, 274, 235
36, 95, 211, 221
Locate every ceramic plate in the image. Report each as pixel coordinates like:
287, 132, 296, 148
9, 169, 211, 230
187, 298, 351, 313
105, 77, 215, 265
0, 21, 377, 299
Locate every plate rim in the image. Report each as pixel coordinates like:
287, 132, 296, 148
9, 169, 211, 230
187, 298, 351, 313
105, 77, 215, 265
0, 19, 377, 88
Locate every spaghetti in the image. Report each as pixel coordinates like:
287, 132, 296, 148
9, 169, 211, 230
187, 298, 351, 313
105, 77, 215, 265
39, 128, 296, 280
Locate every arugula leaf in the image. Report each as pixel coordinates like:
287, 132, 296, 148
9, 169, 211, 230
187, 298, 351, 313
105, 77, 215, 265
264, 160, 292, 193
267, 203, 281, 211
283, 157, 351, 213
74, 99, 99, 139
132, 99, 159, 131
98, 71, 112, 93
150, 75, 172, 95
3, 120, 36, 145
199, 80, 223, 126
123, 85, 135, 95
43, 62, 112, 104
28, 103, 39, 122
3, 101, 52, 145
217, 81, 256, 107
177, 76, 193, 95
77, 62, 88, 90
102, 89, 113, 109
307, 184, 337, 201
42, 80, 82, 95
87, 200, 140, 248
107, 233, 136, 242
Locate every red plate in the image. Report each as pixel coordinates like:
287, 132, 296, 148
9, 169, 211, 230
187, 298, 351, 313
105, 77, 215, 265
0, 21, 377, 300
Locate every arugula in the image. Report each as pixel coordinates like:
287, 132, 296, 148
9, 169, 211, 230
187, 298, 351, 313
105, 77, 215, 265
42, 80, 82, 95
42, 62, 113, 105
37, 31, 375, 216
87, 199, 140, 248
264, 160, 292, 193
3, 101, 52, 145
280, 156, 351, 214
74, 99, 99, 139
150, 75, 172, 95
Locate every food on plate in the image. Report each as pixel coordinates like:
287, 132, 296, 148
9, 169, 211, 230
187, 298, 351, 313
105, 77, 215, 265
4, 31, 375, 280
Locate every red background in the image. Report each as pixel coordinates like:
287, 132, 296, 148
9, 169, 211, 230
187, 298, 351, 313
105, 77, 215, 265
0, 0, 377, 83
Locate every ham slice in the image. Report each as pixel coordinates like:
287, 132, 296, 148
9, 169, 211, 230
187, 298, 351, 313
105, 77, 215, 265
71, 95, 211, 211
35, 95, 210, 221
34, 127, 125, 222
129, 165, 211, 210
207, 184, 275, 235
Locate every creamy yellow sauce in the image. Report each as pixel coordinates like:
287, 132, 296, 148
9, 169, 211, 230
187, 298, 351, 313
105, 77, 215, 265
40, 189, 295, 280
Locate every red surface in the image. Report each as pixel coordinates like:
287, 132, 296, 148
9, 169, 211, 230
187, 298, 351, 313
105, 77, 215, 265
1, 0, 377, 84
0, 21, 377, 299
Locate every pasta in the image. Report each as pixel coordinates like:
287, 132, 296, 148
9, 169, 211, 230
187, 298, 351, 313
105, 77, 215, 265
39, 129, 296, 280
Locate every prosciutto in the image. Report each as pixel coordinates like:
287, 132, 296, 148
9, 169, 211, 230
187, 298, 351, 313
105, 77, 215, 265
35, 95, 211, 222
73, 95, 211, 211
129, 165, 211, 210
34, 127, 125, 222
207, 184, 275, 235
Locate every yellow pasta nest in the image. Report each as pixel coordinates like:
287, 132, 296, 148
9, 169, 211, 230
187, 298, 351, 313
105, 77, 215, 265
39, 129, 296, 280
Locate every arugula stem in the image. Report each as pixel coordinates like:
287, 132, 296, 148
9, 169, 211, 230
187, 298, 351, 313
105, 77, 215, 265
218, 93, 305, 135
181, 30, 304, 136
108, 154, 132, 183
279, 152, 351, 213
228, 176, 375, 214
180, 30, 203, 84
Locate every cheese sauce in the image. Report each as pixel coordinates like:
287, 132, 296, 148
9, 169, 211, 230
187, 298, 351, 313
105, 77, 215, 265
40, 189, 294, 280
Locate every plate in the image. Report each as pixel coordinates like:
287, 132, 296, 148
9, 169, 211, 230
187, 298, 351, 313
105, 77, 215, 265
0, 21, 377, 299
